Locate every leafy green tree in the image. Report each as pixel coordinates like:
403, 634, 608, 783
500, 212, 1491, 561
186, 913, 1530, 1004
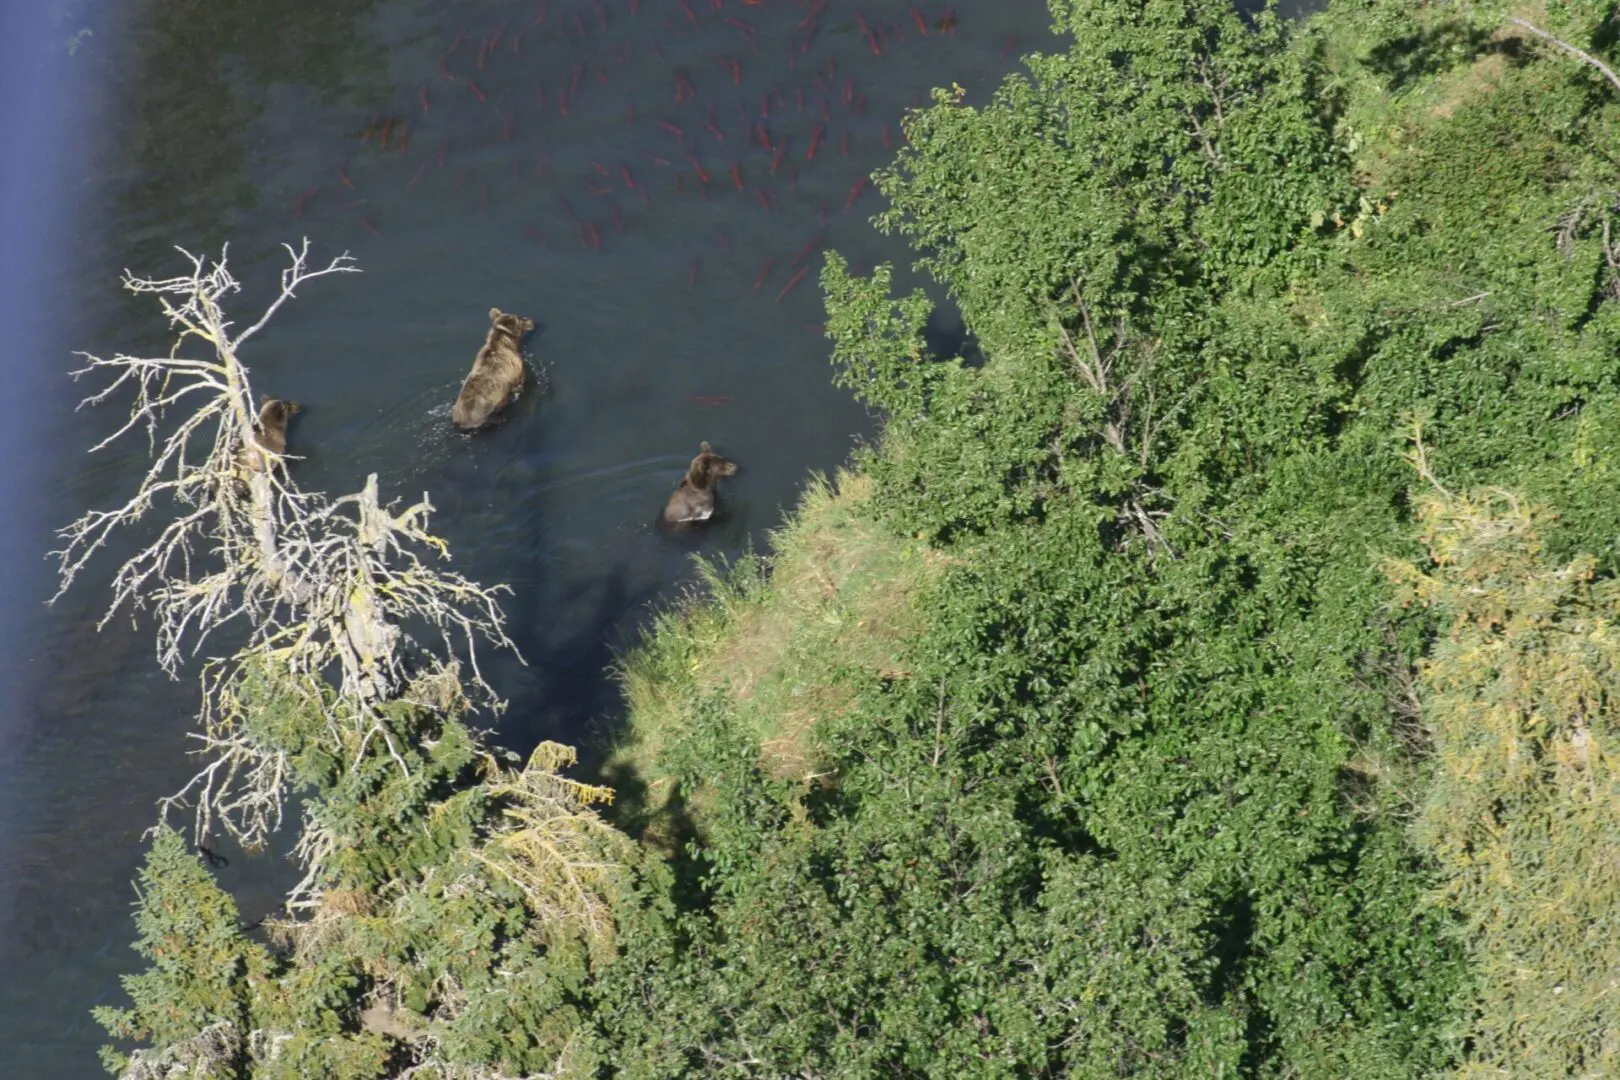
589, 0, 1620, 1074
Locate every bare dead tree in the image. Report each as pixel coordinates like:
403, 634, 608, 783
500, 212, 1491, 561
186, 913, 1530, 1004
116, 1020, 241, 1080
51, 242, 522, 849
52, 241, 355, 642
1054, 279, 1137, 459
1185, 53, 1230, 168
1404, 415, 1453, 500
1051, 277, 1188, 559
1604, 215, 1620, 303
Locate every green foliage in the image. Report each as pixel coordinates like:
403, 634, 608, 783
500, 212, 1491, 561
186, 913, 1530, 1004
1388, 485, 1620, 1079
99, 660, 634, 1080
94, 827, 270, 1078
843, 0, 1363, 544
591, 0, 1620, 1074
249, 702, 632, 1080
597, 490, 1466, 1076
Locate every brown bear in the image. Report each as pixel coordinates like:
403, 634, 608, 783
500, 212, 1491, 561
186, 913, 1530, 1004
452, 308, 535, 431
662, 441, 739, 527
236, 397, 301, 474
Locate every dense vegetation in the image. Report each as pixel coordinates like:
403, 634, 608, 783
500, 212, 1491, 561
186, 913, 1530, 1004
95, 0, 1620, 1076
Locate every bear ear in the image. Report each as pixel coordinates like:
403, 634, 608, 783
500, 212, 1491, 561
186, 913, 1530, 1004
489, 307, 503, 322
699, 440, 712, 454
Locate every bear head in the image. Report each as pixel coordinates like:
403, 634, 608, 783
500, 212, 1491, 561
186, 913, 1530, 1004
692, 441, 739, 482
489, 308, 536, 338
263, 399, 302, 424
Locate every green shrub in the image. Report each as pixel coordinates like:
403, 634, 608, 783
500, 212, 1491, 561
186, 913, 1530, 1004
1389, 484, 1620, 1080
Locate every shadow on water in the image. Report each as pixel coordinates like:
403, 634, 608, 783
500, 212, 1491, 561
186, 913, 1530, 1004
922, 299, 983, 369
499, 557, 661, 758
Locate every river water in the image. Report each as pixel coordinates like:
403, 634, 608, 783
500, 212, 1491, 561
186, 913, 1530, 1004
0, 0, 1061, 1073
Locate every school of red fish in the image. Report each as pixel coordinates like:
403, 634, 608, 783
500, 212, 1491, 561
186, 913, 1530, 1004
288, 0, 991, 403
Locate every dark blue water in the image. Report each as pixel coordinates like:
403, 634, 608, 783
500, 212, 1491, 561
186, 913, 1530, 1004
0, 0, 1061, 1073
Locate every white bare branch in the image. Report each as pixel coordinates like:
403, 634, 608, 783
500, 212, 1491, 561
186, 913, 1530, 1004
116, 1020, 240, 1080
1054, 276, 1134, 456
232, 239, 361, 351
60, 243, 524, 851
1050, 278, 1181, 560
1508, 16, 1620, 98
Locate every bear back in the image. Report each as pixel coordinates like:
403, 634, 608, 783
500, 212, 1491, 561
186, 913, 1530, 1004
452, 307, 535, 431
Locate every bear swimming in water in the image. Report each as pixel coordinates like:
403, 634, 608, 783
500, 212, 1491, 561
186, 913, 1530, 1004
452, 308, 535, 431
662, 441, 739, 527
236, 397, 301, 474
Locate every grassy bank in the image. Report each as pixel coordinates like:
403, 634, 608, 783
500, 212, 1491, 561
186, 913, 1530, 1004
605, 470, 953, 844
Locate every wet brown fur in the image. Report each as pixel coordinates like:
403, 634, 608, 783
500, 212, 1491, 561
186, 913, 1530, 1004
236, 398, 302, 474
452, 308, 535, 430
662, 441, 739, 526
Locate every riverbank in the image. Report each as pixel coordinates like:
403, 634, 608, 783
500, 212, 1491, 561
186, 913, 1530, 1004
605, 468, 955, 848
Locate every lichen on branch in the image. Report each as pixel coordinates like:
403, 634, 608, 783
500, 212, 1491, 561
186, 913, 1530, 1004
52, 242, 522, 849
